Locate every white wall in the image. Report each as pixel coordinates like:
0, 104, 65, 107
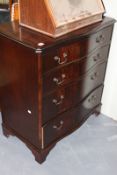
101, 0, 117, 120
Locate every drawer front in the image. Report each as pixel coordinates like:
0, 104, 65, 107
42, 26, 112, 73
43, 45, 109, 94
42, 62, 106, 124
74, 86, 103, 125
42, 86, 103, 148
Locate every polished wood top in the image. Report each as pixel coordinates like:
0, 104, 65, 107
0, 17, 115, 51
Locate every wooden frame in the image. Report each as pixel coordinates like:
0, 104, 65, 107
19, 0, 105, 38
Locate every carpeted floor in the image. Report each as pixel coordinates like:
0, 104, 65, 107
0, 112, 117, 175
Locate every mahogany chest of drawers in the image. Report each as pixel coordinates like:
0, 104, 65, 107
0, 17, 115, 164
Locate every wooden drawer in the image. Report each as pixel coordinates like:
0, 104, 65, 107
42, 62, 106, 124
42, 86, 103, 148
74, 86, 103, 125
42, 26, 112, 73
43, 45, 109, 94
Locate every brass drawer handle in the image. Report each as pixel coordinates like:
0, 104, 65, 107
88, 95, 97, 103
96, 35, 104, 43
53, 120, 64, 130
54, 52, 68, 65
93, 53, 101, 62
90, 72, 99, 80
52, 95, 64, 106
53, 74, 66, 85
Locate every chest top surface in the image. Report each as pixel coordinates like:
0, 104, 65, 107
0, 17, 115, 52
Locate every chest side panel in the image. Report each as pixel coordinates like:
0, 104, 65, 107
0, 35, 40, 148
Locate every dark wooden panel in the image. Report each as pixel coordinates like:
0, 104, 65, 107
0, 35, 40, 148
43, 45, 109, 94
74, 86, 103, 125
42, 86, 103, 148
0, 4, 9, 9
42, 26, 112, 73
42, 62, 106, 124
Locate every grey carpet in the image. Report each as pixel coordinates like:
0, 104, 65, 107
0, 113, 117, 175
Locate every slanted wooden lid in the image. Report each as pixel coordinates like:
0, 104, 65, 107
47, 0, 105, 27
